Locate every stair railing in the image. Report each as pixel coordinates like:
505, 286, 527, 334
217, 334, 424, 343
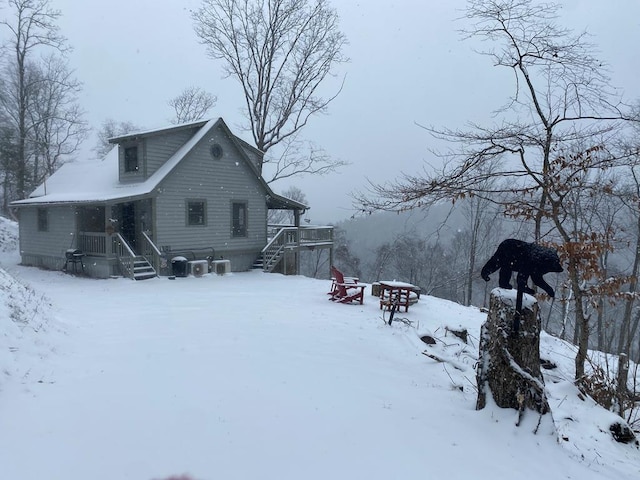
112, 232, 136, 279
261, 227, 298, 272
141, 231, 162, 274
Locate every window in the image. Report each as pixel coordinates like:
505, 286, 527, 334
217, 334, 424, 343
37, 208, 48, 232
124, 145, 139, 172
210, 143, 223, 159
187, 200, 206, 226
232, 202, 247, 237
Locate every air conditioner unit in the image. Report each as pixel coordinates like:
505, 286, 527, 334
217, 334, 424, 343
211, 259, 231, 275
188, 260, 208, 277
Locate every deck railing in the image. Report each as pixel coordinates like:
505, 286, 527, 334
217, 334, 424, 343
77, 232, 108, 256
78, 225, 333, 274
111, 233, 136, 279
77, 232, 136, 276
299, 225, 334, 245
261, 225, 333, 272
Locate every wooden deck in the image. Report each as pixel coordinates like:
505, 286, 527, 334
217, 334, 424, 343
260, 225, 334, 273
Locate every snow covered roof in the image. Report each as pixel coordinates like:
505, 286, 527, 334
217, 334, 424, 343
10, 118, 307, 211
107, 119, 209, 144
12, 147, 131, 205
12, 118, 219, 206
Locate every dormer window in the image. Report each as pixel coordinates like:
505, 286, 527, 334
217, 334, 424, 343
124, 145, 139, 172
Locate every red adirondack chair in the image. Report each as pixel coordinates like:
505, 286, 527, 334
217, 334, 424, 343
328, 266, 365, 305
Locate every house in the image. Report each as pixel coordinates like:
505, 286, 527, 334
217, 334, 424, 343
10, 118, 334, 279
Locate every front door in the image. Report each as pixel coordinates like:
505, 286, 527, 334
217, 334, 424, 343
121, 202, 136, 251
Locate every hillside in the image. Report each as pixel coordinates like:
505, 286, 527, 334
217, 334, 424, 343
336, 205, 463, 257
0, 216, 638, 480
0, 217, 62, 390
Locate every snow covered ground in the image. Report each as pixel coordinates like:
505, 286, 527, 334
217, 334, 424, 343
0, 216, 638, 480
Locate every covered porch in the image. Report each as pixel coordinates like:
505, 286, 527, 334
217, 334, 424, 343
74, 199, 160, 280
69, 191, 335, 278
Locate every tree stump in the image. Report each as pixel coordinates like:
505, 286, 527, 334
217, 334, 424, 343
476, 289, 550, 424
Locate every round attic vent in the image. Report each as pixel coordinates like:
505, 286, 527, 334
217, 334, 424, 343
210, 143, 223, 159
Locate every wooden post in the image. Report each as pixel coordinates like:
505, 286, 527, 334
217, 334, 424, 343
617, 353, 629, 417
476, 289, 551, 428
328, 229, 334, 279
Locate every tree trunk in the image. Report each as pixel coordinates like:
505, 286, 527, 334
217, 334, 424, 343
476, 290, 551, 428
465, 235, 477, 307
629, 309, 640, 361
567, 257, 590, 382
596, 297, 605, 352
616, 354, 629, 418
618, 213, 640, 354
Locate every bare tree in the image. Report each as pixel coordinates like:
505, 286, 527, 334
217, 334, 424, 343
615, 106, 640, 359
168, 86, 217, 124
193, 0, 348, 180
390, 234, 435, 289
0, 0, 69, 200
263, 135, 347, 183
368, 233, 457, 298
0, 121, 18, 214
268, 185, 307, 225
457, 172, 507, 306
28, 54, 88, 184
330, 226, 360, 278
94, 119, 141, 159
355, 0, 632, 382
548, 155, 631, 381
370, 241, 394, 283
617, 164, 640, 358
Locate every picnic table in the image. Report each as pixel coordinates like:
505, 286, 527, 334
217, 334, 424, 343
378, 280, 419, 312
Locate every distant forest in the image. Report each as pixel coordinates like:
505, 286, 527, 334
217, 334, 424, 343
299, 200, 640, 363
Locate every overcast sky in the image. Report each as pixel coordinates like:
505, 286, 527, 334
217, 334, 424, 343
40, 0, 640, 223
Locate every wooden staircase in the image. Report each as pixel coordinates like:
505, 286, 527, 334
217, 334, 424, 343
132, 256, 156, 280
253, 249, 284, 272
252, 257, 264, 270
113, 233, 157, 280
257, 226, 334, 273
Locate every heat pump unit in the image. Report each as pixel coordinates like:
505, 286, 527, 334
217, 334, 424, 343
188, 260, 208, 277
211, 259, 231, 275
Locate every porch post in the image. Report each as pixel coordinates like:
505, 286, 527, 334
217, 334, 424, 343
329, 228, 334, 277
295, 208, 301, 274
106, 203, 117, 258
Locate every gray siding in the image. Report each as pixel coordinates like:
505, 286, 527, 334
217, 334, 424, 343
145, 128, 198, 176
154, 128, 267, 270
117, 127, 200, 182
238, 141, 263, 173
19, 205, 77, 269
118, 141, 145, 183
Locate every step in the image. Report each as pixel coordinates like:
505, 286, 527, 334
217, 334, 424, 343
134, 266, 155, 274
134, 272, 157, 280
132, 257, 156, 280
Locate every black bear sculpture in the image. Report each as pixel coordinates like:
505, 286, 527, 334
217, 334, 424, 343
481, 239, 563, 297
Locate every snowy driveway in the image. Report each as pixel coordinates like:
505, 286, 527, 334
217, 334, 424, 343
1, 268, 637, 480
